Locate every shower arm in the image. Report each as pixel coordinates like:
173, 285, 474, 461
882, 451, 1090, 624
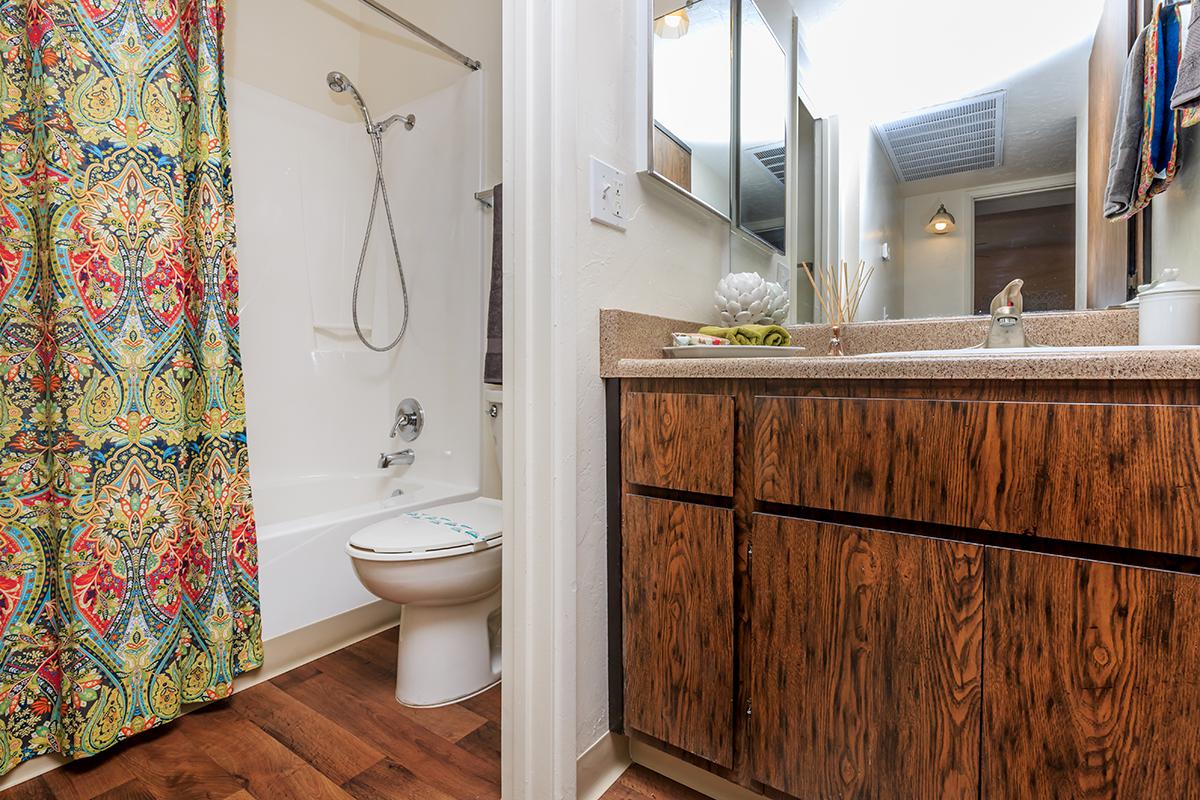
357, 0, 482, 72
373, 113, 417, 136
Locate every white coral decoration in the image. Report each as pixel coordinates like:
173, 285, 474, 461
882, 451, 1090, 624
762, 281, 790, 324
714, 272, 790, 325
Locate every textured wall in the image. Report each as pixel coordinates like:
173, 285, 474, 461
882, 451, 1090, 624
572, 0, 734, 756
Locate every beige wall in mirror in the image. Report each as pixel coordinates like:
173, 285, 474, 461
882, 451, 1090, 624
788, 0, 1200, 324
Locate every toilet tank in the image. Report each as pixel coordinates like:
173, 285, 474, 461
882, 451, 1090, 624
485, 386, 503, 478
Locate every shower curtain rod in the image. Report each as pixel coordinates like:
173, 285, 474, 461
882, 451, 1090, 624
358, 0, 482, 71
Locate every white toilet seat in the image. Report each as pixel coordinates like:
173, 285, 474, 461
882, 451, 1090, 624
347, 498, 502, 561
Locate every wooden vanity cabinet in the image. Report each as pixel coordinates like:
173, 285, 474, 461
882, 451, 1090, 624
611, 378, 1200, 799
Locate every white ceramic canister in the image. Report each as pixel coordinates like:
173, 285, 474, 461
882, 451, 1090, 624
1139, 269, 1200, 346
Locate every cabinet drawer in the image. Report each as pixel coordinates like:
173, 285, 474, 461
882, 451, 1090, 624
622, 391, 734, 496
985, 549, 1200, 797
623, 495, 734, 767
755, 395, 1200, 558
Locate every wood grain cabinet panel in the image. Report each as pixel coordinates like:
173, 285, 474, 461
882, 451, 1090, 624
623, 495, 735, 767
622, 391, 735, 496
754, 395, 1200, 557
984, 549, 1200, 799
749, 515, 983, 799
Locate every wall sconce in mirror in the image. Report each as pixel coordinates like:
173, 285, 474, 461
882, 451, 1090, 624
926, 203, 957, 235
655, 1, 692, 38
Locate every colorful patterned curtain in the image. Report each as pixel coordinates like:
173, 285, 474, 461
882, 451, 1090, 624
0, 0, 261, 773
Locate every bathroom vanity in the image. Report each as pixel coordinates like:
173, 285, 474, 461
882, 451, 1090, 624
604, 314, 1200, 799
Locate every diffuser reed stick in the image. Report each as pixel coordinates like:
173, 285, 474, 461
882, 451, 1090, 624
801, 260, 876, 355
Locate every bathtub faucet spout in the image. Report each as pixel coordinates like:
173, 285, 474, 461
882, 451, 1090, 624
378, 449, 415, 468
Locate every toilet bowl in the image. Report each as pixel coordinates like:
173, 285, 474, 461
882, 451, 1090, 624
347, 497, 502, 707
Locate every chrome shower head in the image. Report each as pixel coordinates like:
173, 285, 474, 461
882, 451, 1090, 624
326, 71, 351, 93
325, 70, 374, 131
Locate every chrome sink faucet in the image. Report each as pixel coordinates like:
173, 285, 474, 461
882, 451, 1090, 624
983, 279, 1028, 348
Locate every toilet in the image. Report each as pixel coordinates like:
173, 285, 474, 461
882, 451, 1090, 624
346, 391, 505, 708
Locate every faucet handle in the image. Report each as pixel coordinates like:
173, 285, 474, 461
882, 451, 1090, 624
990, 278, 1025, 316
390, 398, 424, 441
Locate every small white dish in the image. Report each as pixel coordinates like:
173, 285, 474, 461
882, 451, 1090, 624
663, 345, 807, 359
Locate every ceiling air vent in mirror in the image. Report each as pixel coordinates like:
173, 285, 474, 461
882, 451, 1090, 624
750, 143, 787, 185
875, 90, 1006, 183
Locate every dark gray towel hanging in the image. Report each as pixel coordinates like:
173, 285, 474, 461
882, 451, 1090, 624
484, 184, 503, 385
1105, 26, 1150, 219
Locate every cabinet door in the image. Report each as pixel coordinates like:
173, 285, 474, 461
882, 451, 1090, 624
750, 515, 983, 799
985, 549, 1200, 798
623, 495, 734, 767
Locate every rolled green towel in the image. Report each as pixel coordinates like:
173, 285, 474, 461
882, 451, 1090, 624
699, 324, 791, 346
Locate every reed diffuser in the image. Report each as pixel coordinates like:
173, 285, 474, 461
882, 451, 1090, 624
801, 260, 876, 356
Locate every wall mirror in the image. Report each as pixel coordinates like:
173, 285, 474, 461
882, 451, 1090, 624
788, 0, 1191, 324
735, 0, 788, 252
649, 0, 735, 218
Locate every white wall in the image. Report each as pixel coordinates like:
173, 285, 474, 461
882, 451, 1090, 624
573, 0, 735, 756
1152, 124, 1200, 284
227, 0, 494, 522
836, 118, 904, 320
228, 0, 502, 186
902, 190, 973, 318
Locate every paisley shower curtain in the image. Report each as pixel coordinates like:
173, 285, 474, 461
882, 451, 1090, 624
0, 0, 261, 773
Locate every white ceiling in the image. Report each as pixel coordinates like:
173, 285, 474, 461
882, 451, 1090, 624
789, 0, 1103, 192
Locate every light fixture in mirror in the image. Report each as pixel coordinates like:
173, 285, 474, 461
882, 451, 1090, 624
925, 203, 957, 235
655, 3, 691, 38
649, 0, 732, 217
736, 0, 787, 253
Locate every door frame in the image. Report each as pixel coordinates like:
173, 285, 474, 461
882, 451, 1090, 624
501, 0, 579, 797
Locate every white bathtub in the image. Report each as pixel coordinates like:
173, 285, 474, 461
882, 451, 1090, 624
254, 474, 479, 640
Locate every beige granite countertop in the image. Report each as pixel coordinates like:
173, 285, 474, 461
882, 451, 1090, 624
600, 309, 1200, 381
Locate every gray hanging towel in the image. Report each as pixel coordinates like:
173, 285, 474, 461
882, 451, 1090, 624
1105, 26, 1150, 219
1171, 1, 1200, 109
484, 184, 503, 385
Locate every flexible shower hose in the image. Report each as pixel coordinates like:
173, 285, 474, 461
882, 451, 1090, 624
351, 128, 410, 351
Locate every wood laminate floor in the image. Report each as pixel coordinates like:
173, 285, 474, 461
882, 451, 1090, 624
0, 627, 701, 800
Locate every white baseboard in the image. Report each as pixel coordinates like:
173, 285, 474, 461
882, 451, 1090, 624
629, 739, 765, 800
234, 600, 402, 691
577, 732, 632, 800
0, 600, 402, 793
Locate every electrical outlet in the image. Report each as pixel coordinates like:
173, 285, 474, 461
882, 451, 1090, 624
590, 157, 627, 230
